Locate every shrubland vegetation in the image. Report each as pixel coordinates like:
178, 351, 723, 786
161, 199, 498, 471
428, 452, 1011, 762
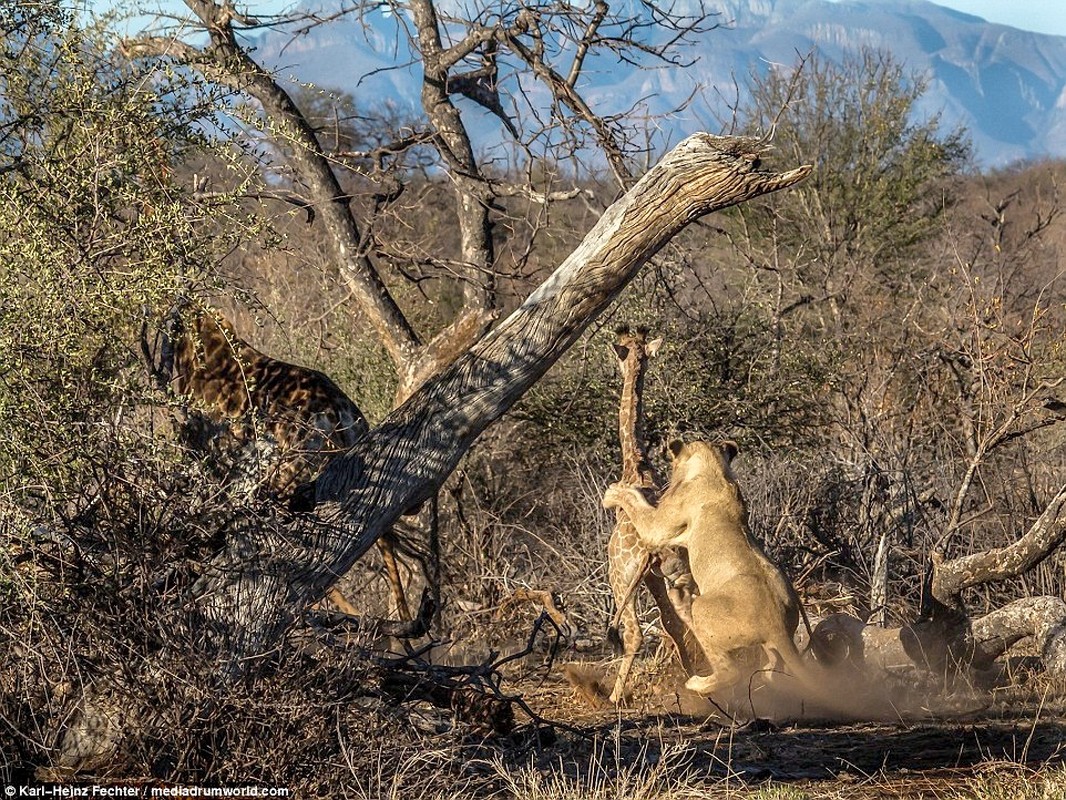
2, 1, 1064, 794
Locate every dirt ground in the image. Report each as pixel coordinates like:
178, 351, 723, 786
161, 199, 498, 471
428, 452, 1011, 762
494, 652, 1066, 798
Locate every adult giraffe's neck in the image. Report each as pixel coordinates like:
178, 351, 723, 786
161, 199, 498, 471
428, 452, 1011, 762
173, 311, 264, 418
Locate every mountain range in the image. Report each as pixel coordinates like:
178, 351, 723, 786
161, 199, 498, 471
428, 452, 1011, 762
249, 0, 1066, 168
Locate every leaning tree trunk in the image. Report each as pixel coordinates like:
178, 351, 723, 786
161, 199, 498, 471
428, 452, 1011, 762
185, 133, 812, 675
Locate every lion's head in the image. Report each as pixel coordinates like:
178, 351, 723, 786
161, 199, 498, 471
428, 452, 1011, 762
666, 439, 739, 487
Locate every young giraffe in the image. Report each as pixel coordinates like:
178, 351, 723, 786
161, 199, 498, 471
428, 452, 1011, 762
170, 307, 415, 621
607, 326, 703, 705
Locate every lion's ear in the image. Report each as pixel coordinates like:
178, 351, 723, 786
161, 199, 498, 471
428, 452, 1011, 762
611, 343, 630, 362
721, 440, 739, 464
668, 439, 685, 459
645, 337, 663, 358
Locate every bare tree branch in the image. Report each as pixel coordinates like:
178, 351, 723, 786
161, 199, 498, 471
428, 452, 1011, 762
932, 484, 1066, 602
502, 16, 633, 189
127, 0, 423, 370
566, 0, 609, 88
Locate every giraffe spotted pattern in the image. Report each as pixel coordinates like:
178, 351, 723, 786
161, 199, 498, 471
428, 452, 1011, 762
172, 310, 368, 500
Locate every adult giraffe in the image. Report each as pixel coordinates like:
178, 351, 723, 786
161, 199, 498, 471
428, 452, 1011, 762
170, 308, 419, 621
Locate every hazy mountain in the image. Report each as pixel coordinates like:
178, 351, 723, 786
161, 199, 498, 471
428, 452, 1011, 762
249, 0, 1066, 167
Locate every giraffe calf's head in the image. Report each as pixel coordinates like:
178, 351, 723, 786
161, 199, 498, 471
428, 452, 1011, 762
612, 325, 662, 366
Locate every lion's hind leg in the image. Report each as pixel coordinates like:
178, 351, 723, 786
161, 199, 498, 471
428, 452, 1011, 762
682, 589, 769, 698
683, 645, 763, 697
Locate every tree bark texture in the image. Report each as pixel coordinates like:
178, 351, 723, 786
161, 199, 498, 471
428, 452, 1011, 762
186, 134, 811, 672
971, 596, 1066, 675
870, 531, 889, 627
932, 485, 1066, 602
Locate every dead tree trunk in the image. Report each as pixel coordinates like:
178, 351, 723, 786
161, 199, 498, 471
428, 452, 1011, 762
870, 531, 889, 627
927, 484, 1066, 674
812, 485, 1066, 680
185, 134, 812, 674
971, 596, 1066, 675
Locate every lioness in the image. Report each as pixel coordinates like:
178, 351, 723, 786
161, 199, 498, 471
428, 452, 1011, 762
602, 440, 806, 700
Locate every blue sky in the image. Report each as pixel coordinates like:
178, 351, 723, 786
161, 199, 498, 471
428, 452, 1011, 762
81, 1, 1066, 38
904, 0, 1066, 36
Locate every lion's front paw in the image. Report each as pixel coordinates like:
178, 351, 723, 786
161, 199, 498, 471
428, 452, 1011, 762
602, 483, 630, 510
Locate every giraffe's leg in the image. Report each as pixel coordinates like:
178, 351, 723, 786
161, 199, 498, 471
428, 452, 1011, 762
326, 586, 359, 616
609, 596, 644, 705
608, 533, 650, 705
379, 533, 412, 622
607, 552, 648, 639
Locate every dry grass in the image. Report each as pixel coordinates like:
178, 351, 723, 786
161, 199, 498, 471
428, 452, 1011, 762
457, 667, 1066, 800
473, 747, 1066, 800
491, 740, 705, 800
742, 764, 1066, 799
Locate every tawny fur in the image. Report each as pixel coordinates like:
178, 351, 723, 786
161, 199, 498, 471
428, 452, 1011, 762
603, 441, 812, 702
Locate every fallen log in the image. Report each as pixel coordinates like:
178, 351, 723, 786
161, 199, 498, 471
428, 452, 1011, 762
810, 595, 1066, 681
812, 484, 1066, 681
971, 595, 1066, 676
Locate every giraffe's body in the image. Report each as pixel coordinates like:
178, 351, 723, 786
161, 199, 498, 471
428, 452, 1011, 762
173, 311, 369, 497
171, 308, 413, 620
607, 328, 703, 705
